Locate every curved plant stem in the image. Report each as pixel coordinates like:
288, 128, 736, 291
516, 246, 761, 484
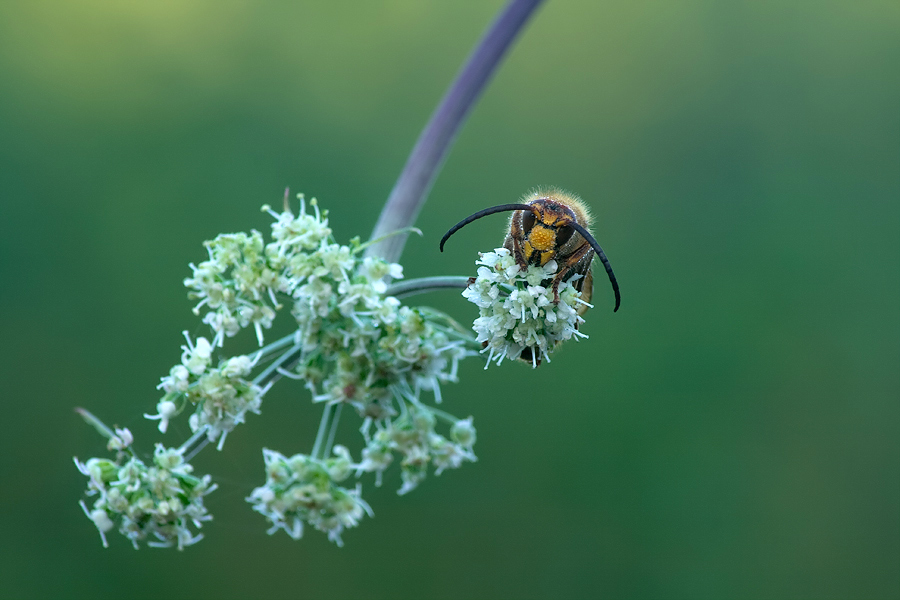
366, 0, 545, 263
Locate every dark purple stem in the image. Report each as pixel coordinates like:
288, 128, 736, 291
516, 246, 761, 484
366, 0, 545, 263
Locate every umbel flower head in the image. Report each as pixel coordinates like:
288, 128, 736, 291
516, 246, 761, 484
147, 333, 263, 450
74, 432, 217, 550
247, 446, 372, 547
148, 197, 474, 453
357, 402, 477, 494
462, 247, 591, 368
289, 251, 469, 415
185, 197, 470, 410
78, 193, 484, 549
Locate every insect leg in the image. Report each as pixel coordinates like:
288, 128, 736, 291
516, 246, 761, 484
549, 242, 593, 303
507, 210, 528, 267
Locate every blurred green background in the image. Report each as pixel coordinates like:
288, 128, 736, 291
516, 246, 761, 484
1, 1, 897, 598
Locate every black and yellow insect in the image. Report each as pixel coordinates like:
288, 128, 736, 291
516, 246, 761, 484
439, 188, 621, 314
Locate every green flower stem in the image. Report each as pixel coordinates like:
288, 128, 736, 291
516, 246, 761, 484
311, 403, 335, 460
356, 227, 423, 255
252, 343, 304, 387
365, 0, 544, 263
254, 332, 298, 361
423, 404, 461, 425
385, 276, 471, 299
74, 407, 136, 458
427, 323, 482, 352
323, 403, 343, 458
418, 306, 476, 336
75, 407, 118, 440
179, 427, 210, 459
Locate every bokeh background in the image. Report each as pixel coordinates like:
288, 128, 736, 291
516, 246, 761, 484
1, 2, 897, 599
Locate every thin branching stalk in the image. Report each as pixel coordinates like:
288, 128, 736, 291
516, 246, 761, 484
385, 276, 472, 298
254, 333, 298, 361
424, 404, 461, 425
323, 403, 343, 458
180, 428, 210, 462
252, 344, 304, 387
311, 403, 334, 460
75, 407, 119, 441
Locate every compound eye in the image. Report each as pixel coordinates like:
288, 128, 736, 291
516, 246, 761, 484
522, 210, 536, 233
556, 224, 574, 247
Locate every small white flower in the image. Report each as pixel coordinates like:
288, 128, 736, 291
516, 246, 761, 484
359, 256, 389, 281
107, 427, 133, 451
450, 417, 476, 448
158, 365, 190, 394
357, 441, 393, 486
144, 400, 178, 433
181, 333, 212, 375
187, 365, 263, 450
90, 508, 115, 533
266, 195, 332, 255
337, 280, 383, 315
221, 355, 254, 378
317, 243, 354, 280
373, 296, 401, 325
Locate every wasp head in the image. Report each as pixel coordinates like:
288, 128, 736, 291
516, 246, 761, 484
439, 189, 620, 312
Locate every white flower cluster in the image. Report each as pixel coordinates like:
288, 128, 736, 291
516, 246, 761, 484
74, 437, 217, 550
97, 193, 481, 550
181, 196, 470, 416
357, 404, 477, 495
147, 332, 262, 450
247, 447, 372, 546
293, 293, 468, 415
184, 199, 333, 348
462, 248, 589, 368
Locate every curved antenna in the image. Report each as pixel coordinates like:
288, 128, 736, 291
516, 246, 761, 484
439, 203, 536, 251
570, 222, 621, 312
